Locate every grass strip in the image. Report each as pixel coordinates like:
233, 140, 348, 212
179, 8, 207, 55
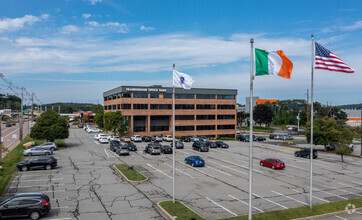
159, 200, 204, 220
220, 197, 362, 220
115, 164, 147, 181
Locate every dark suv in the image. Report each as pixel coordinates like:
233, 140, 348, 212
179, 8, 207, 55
192, 142, 209, 152
110, 140, 122, 152
295, 148, 318, 159
170, 141, 184, 149
0, 193, 51, 220
17, 156, 57, 172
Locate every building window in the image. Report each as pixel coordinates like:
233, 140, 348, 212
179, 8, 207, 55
175, 115, 194, 120
150, 104, 172, 109
175, 93, 194, 99
121, 92, 131, 98
121, 104, 131, 109
196, 104, 215, 109
104, 97, 107, 101
117, 104, 121, 110
176, 126, 194, 131
162, 93, 172, 99
196, 115, 215, 120
133, 104, 148, 109
108, 95, 112, 100
133, 92, 148, 98
217, 115, 235, 120
150, 126, 169, 131
218, 95, 235, 100
175, 104, 194, 109
104, 106, 107, 110
196, 94, 215, 99
196, 125, 215, 130
150, 92, 159, 98
112, 105, 116, 110
150, 116, 169, 120
217, 125, 235, 130
117, 93, 121, 99
217, 105, 235, 109
112, 95, 117, 99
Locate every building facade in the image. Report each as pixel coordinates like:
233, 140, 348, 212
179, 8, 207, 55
103, 85, 237, 138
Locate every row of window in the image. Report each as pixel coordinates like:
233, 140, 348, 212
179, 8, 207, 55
104, 92, 235, 100
175, 115, 235, 120
104, 104, 235, 110
175, 125, 235, 131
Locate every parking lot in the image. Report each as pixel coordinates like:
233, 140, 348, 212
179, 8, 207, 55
3, 128, 362, 220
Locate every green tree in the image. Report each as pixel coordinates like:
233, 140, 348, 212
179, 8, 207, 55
335, 142, 353, 162
94, 110, 104, 128
91, 104, 104, 112
30, 110, 69, 141
65, 106, 74, 113
253, 104, 273, 126
103, 111, 127, 135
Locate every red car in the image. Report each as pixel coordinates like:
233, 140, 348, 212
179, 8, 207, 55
260, 158, 285, 169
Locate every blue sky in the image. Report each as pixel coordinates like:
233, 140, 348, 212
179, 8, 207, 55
0, 0, 361, 106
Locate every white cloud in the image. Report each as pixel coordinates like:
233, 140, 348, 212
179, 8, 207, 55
140, 25, 155, 31
87, 21, 128, 33
40, 14, 50, 20
340, 20, 362, 31
0, 15, 41, 33
87, 0, 102, 5
82, 13, 91, 19
60, 25, 79, 33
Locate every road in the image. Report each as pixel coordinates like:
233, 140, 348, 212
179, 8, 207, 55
0, 121, 29, 158
2, 128, 362, 220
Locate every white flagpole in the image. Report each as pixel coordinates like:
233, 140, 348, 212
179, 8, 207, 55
248, 38, 254, 220
309, 34, 314, 209
172, 64, 176, 204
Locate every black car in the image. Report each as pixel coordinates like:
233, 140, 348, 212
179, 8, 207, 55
294, 148, 318, 159
142, 136, 152, 142
254, 137, 266, 142
198, 136, 209, 142
325, 144, 335, 151
206, 141, 217, 148
269, 134, 276, 139
192, 142, 209, 152
78, 124, 84, 128
124, 142, 137, 151
170, 141, 184, 149
109, 140, 122, 152
0, 193, 51, 220
215, 141, 229, 148
17, 156, 57, 172
238, 135, 249, 142
161, 145, 173, 154
180, 136, 191, 142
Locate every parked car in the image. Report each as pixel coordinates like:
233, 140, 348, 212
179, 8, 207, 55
189, 136, 199, 142
198, 136, 209, 142
23, 147, 52, 156
109, 140, 122, 152
110, 136, 121, 141
185, 156, 205, 167
10, 122, 16, 126
17, 156, 57, 172
99, 137, 109, 144
215, 141, 229, 148
161, 145, 173, 154
142, 136, 152, 142
238, 134, 250, 142
205, 141, 217, 148
325, 143, 335, 151
124, 142, 137, 151
294, 148, 318, 159
269, 134, 276, 139
94, 134, 107, 140
260, 158, 285, 169
144, 144, 161, 155
254, 137, 266, 142
164, 135, 173, 142
170, 141, 184, 149
298, 128, 306, 134
88, 127, 101, 133
121, 136, 131, 142
5, 123, 11, 127
288, 131, 299, 135
152, 135, 163, 142
78, 124, 84, 128
116, 146, 130, 156
0, 193, 51, 220
283, 135, 294, 140
180, 136, 191, 142
131, 135, 142, 142
274, 135, 284, 140
38, 142, 57, 151
192, 142, 209, 152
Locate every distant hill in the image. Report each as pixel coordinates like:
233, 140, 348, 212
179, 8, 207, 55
338, 104, 362, 110
44, 102, 103, 113
0, 93, 21, 110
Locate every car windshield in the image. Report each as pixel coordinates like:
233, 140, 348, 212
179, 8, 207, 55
276, 160, 283, 163
0, 198, 12, 206
113, 141, 121, 146
199, 143, 206, 147
216, 141, 224, 144
192, 156, 202, 160
152, 146, 160, 150
163, 146, 171, 149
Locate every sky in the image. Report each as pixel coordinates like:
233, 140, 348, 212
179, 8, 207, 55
0, 0, 361, 106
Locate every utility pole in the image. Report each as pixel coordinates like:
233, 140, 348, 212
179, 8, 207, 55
306, 89, 309, 124
19, 87, 24, 141
58, 105, 60, 114
31, 92, 34, 122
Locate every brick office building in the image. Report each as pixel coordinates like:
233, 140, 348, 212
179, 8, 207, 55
103, 85, 237, 138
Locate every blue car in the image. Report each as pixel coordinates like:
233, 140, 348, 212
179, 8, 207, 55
185, 156, 205, 167
189, 136, 199, 142
6, 123, 11, 127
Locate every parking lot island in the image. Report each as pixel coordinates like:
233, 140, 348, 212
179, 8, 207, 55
113, 164, 148, 183
158, 200, 204, 220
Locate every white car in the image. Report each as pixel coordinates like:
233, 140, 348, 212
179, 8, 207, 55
90, 128, 101, 133
95, 134, 107, 140
165, 135, 173, 142
111, 136, 121, 141
99, 137, 109, 144
131, 135, 142, 142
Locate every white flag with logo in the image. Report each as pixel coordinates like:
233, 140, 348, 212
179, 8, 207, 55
173, 69, 195, 89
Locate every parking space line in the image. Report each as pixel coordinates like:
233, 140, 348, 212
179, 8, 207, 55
226, 159, 264, 174
206, 197, 237, 216
163, 163, 195, 179
208, 160, 247, 175
253, 193, 288, 209
270, 190, 308, 205
51, 206, 69, 209
12, 178, 64, 183
147, 163, 173, 179
291, 189, 330, 203
313, 188, 348, 200
9, 184, 65, 188
352, 181, 362, 185
207, 166, 232, 176
333, 187, 362, 197
104, 149, 110, 158
228, 195, 264, 213
178, 161, 215, 178
94, 141, 100, 145
334, 215, 348, 220
339, 182, 362, 191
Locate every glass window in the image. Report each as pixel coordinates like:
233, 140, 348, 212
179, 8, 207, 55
121, 104, 131, 109
218, 95, 235, 100
163, 93, 172, 99
133, 104, 148, 109
121, 92, 131, 98
112, 94, 117, 99
117, 104, 120, 110
150, 115, 169, 120
133, 92, 148, 98
196, 105, 215, 109
217, 125, 235, 130
196, 125, 215, 130
104, 97, 107, 101
175, 115, 194, 120
175, 93, 194, 99
150, 92, 159, 98
150, 104, 172, 109
217, 115, 235, 119
112, 105, 116, 110
196, 115, 215, 120
175, 104, 194, 109
217, 105, 235, 109
175, 126, 194, 131
104, 106, 108, 110
150, 126, 169, 131
117, 93, 121, 98
196, 94, 215, 99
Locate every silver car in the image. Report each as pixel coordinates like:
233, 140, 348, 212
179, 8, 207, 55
117, 146, 130, 156
23, 147, 53, 156
38, 142, 57, 151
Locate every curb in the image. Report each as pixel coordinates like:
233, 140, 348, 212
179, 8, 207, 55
112, 165, 148, 183
157, 200, 204, 220
292, 207, 362, 220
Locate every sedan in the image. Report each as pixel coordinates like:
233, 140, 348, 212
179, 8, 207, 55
189, 136, 199, 142
170, 141, 184, 149
142, 136, 152, 142
99, 137, 109, 144
260, 158, 285, 169
124, 142, 137, 151
161, 145, 173, 154
116, 146, 130, 156
254, 137, 266, 142
215, 141, 229, 148
185, 156, 205, 167
206, 141, 217, 148
23, 147, 52, 156
10, 122, 16, 126
5, 123, 11, 127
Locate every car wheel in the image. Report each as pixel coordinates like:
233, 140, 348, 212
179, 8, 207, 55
294, 152, 299, 157
21, 166, 28, 172
260, 162, 263, 166
29, 210, 40, 220
45, 152, 50, 155
307, 154, 310, 159
27, 153, 32, 156
45, 165, 52, 170
192, 163, 195, 167
50, 147, 55, 151
272, 165, 275, 170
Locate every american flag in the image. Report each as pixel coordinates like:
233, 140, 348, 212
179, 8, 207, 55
315, 42, 354, 73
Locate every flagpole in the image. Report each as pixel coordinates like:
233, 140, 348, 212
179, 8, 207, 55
172, 64, 176, 204
309, 34, 314, 210
248, 38, 254, 220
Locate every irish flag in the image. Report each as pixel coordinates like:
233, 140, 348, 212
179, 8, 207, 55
255, 48, 293, 79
